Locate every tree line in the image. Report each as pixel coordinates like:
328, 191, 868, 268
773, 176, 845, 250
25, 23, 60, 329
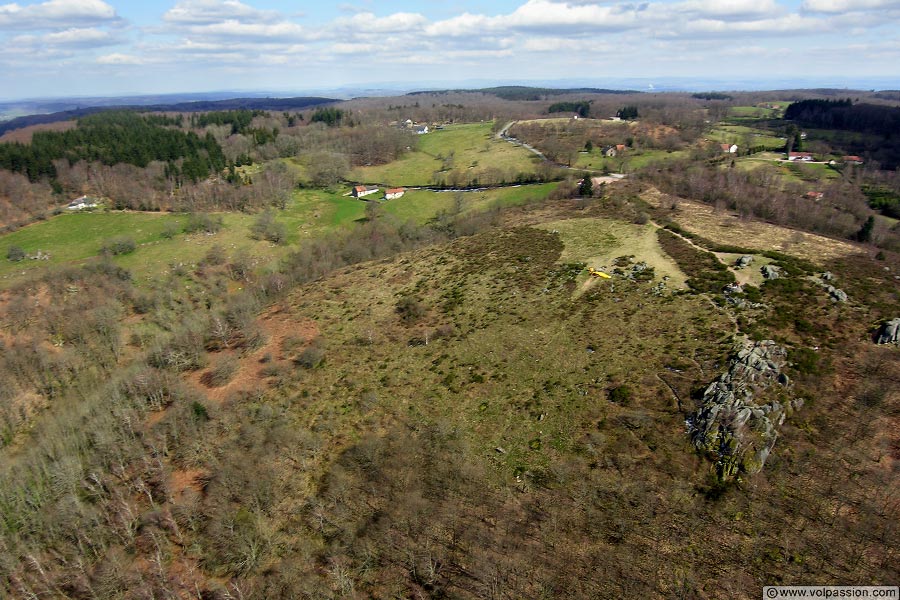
0, 110, 226, 183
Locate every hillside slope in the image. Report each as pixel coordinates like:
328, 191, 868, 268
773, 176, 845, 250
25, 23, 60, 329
1, 204, 897, 598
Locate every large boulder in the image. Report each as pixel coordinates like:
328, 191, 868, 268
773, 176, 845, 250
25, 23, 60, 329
875, 318, 900, 345
688, 340, 797, 480
735, 255, 753, 269
826, 286, 848, 303
761, 265, 781, 280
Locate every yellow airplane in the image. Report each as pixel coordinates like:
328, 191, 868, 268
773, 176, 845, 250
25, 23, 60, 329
587, 267, 611, 279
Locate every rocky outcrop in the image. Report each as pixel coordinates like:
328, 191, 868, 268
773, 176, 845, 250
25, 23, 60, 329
825, 285, 848, 303
761, 265, 781, 280
735, 255, 753, 268
723, 283, 765, 309
875, 318, 900, 345
688, 340, 800, 480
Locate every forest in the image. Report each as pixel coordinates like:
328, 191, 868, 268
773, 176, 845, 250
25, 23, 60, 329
0, 111, 226, 183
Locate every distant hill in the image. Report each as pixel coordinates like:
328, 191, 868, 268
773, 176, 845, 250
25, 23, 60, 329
0, 96, 338, 136
407, 86, 641, 101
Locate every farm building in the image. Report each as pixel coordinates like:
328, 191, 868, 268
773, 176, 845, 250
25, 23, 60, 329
601, 146, 618, 157
720, 143, 738, 154
67, 195, 98, 210
384, 188, 405, 200
414, 125, 429, 135
788, 152, 814, 162
841, 155, 864, 164
805, 191, 825, 200
352, 185, 379, 198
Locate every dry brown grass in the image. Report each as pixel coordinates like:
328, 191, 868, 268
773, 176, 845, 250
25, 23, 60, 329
643, 187, 865, 265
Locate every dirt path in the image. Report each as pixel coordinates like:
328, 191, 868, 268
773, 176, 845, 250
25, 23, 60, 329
497, 120, 548, 161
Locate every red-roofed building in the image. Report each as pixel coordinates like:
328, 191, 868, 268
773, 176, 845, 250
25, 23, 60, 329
385, 188, 405, 200
788, 152, 814, 161
805, 191, 825, 200
842, 155, 863, 164
352, 185, 379, 198
720, 143, 738, 154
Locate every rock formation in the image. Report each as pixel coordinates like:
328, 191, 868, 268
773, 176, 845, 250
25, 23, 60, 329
875, 318, 900, 345
688, 340, 800, 480
761, 265, 781, 280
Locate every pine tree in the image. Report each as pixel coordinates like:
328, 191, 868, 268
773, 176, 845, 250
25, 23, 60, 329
579, 173, 593, 197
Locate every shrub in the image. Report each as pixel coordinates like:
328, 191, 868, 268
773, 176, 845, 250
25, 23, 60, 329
609, 385, 633, 405
250, 210, 287, 244
202, 244, 227, 267
202, 356, 239, 387
6, 246, 25, 262
396, 296, 425, 324
100, 236, 136, 256
294, 340, 325, 369
184, 212, 223, 234
161, 221, 180, 239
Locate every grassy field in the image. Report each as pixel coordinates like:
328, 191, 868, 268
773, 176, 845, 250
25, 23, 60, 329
382, 183, 558, 223
0, 183, 558, 287
641, 189, 862, 264
574, 148, 688, 172
535, 217, 689, 289
728, 106, 778, 119
708, 124, 784, 148
350, 122, 541, 186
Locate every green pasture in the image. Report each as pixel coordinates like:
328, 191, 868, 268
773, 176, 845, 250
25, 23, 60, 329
574, 149, 688, 172
350, 122, 541, 186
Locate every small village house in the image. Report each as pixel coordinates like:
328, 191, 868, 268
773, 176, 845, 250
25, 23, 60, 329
788, 152, 814, 162
352, 185, 379, 199
805, 191, 825, 201
601, 145, 618, 157
720, 143, 738, 154
384, 188, 405, 200
842, 155, 863, 165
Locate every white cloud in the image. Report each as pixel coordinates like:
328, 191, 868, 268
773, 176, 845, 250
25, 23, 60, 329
96, 52, 144, 64
802, 0, 900, 13
163, 0, 280, 25
0, 0, 117, 30
45, 26, 116, 46
505, 0, 642, 33
185, 19, 312, 42
331, 42, 376, 54
334, 11, 427, 33
678, 0, 782, 20
683, 13, 826, 36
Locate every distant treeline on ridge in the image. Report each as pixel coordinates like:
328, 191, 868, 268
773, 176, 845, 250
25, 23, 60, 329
408, 86, 640, 101
0, 96, 337, 137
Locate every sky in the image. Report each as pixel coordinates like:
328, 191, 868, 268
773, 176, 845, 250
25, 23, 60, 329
0, 0, 899, 99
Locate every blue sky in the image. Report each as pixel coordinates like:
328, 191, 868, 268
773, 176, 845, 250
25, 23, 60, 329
1, 0, 898, 99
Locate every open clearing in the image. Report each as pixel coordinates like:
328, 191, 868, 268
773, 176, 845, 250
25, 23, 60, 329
575, 148, 688, 172
350, 122, 541, 186
535, 217, 688, 289
382, 183, 558, 223
707, 124, 784, 148
642, 188, 864, 264
0, 183, 558, 287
